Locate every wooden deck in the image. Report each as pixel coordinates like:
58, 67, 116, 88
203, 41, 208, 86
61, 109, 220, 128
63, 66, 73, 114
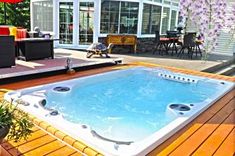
0, 63, 234, 156
0, 126, 83, 156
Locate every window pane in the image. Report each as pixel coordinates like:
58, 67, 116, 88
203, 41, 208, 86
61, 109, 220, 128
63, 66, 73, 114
142, 4, 151, 34
164, 1, 171, 5
144, 0, 162, 2
154, 0, 162, 2
32, 0, 53, 31
79, 2, 94, 45
100, 0, 119, 34
161, 7, 170, 34
120, 2, 139, 34
172, 2, 179, 6
170, 10, 177, 30
100, 1, 139, 34
59, 2, 73, 44
142, 4, 161, 34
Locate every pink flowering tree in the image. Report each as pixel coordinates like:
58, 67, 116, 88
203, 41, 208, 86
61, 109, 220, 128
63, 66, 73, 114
179, 0, 235, 57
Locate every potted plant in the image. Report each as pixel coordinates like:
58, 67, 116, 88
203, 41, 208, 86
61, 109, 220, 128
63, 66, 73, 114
0, 99, 33, 143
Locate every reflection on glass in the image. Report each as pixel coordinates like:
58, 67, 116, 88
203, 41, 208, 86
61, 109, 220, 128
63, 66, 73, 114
120, 2, 139, 34
170, 10, 177, 30
142, 4, 161, 34
100, 0, 139, 34
100, 1, 119, 34
32, 0, 53, 32
164, 0, 171, 5
79, 2, 94, 45
161, 7, 170, 34
144, 0, 162, 3
59, 2, 73, 44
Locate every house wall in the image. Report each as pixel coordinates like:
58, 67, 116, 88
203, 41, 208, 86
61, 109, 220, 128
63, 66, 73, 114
213, 0, 235, 56
30, 0, 180, 50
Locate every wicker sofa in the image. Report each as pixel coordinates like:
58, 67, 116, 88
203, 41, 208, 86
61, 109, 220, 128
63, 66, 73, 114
0, 36, 15, 68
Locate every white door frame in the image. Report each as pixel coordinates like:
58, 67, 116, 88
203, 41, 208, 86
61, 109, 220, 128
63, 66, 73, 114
55, 0, 97, 49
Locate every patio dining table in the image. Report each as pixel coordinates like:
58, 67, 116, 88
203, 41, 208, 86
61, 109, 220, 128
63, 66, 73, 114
15, 38, 59, 61
158, 37, 179, 55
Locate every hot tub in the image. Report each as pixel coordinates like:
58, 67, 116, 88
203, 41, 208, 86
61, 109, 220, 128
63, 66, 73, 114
5, 67, 234, 155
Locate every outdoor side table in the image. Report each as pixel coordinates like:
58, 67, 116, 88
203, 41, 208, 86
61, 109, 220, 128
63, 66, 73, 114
15, 38, 57, 61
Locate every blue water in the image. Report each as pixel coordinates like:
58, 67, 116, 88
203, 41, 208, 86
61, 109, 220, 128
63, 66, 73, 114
46, 68, 218, 142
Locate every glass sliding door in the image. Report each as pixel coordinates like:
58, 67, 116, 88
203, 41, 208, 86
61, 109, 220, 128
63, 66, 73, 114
59, 2, 73, 44
79, 2, 94, 45
161, 7, 170, 34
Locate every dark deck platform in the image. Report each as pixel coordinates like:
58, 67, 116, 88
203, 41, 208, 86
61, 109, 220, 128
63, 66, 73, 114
0, 57, 122, 80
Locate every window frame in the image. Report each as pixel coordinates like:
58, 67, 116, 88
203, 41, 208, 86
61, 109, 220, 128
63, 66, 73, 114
141, 3, 162, 35
99, 0, 139, 35
98, 0, 179, 37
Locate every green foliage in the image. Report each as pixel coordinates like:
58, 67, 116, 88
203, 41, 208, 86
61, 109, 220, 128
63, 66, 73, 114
0, 0, 30, 30
0, 99, 33, 142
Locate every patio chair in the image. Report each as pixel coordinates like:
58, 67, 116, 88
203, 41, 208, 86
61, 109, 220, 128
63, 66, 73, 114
187, 32, 202, 57
153, 31, 169, 55
153, 31, 160, 54
86, 43, 113, 58
166, 30, 179, 55
0, 35, 15, 68
177, 33, 196, 59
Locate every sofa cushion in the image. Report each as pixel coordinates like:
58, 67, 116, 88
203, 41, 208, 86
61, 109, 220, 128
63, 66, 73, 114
9, 27, 17, 39
0, 27, 10, 35
17, 29, 27, 39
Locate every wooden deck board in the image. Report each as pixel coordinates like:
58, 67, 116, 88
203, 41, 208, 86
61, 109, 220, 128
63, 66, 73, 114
8, 135, 56, 155
69, 152, 83, 156
1, 129, 47, 150
192, 111, 235, 155
45, 146, 78, 156
168, 99, 234, 156
0, 131, 82, 156
0, 64, 234, 156
213, 128, 235, 156
148, 90, 235, 156
23, 140, 66, 156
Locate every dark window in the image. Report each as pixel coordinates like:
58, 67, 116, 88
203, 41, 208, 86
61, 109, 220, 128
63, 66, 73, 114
142, 4, 162, 34
100, 0, 139, 34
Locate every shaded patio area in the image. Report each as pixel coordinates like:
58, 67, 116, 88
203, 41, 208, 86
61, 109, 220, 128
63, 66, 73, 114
0, 49, 122, 80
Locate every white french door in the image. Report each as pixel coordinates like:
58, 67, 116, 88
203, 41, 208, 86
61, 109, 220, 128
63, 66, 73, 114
78, 1, 94, 45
